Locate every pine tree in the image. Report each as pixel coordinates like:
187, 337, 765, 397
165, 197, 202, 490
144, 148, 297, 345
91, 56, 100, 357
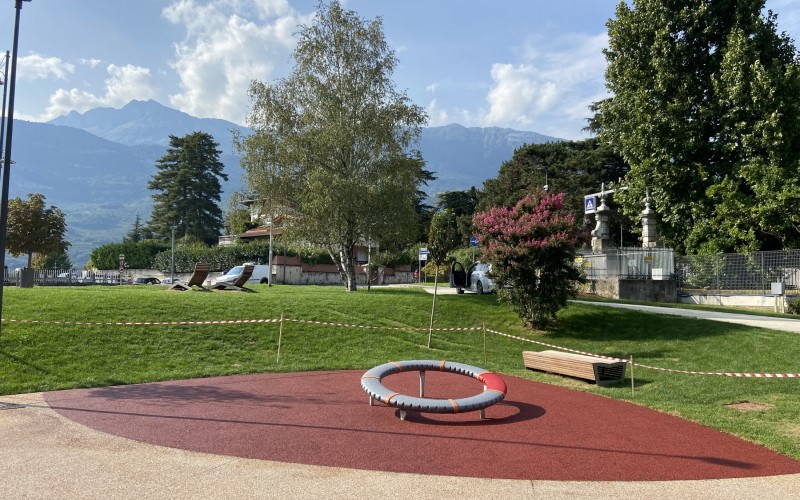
125, 212, 145, 243
147, 132, 228, 245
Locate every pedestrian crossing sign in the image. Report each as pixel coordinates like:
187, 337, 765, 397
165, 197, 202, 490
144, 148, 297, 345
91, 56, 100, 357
584, 195, 597, 214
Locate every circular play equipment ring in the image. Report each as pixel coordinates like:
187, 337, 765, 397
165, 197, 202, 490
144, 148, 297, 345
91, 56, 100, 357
361, 360, 507, 419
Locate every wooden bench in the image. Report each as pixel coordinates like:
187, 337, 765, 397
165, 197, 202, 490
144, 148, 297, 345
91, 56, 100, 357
522, 350, 627, 386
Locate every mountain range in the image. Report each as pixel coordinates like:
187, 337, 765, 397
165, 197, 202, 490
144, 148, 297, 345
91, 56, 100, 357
7, 100, 559, 267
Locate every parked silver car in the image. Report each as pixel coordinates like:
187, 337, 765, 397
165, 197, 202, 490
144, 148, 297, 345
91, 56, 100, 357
132, 277, 161, 285
468, 263, 496, 294
450, 261, 496, 294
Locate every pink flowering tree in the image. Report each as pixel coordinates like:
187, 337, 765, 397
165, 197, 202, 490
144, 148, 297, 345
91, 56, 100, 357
473, 190, 584, 328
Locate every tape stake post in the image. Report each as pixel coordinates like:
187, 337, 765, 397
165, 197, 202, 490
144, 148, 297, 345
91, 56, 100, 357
483, 323, 487, 365
630, 355, 635, 398
276, 312, 284, 363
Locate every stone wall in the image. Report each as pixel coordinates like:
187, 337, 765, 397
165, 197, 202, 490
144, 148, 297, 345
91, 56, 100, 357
588, 278, 677, 303
129, 261, 415, 287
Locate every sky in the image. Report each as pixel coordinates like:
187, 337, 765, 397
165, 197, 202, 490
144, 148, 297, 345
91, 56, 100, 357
2, 0, 800, 141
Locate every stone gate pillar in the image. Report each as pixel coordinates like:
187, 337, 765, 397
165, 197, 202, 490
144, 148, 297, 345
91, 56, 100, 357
591, 191, 614, 254
640, 189, 659, 248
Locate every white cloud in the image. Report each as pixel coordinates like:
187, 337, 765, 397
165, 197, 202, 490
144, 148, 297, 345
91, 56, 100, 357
80, 58, 103, 68
478, 32, 610, 137
426, 83, 439, 93
18, 54, 75, 80
41, 64, 157, 120
484, 63, 558, 126
425, 98, 449, 126
163, 0, 310, 124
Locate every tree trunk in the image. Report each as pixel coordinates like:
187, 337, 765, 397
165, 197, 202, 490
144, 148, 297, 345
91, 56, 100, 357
332, 246, 358, 292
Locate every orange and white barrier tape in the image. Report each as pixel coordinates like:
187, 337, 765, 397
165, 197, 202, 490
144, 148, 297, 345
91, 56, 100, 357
486, 328, 800, 378
288, 318, 481, 332
1, 318, 281, 326
3, 317, 796, 378
0, 317, 480, 332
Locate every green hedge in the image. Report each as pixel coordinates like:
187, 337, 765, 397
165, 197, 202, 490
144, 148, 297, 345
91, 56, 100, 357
89, 240, 170, 270
150, 241, 338, 273
93, 238, 421, 273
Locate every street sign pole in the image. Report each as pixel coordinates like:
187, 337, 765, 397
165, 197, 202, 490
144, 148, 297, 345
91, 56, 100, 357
418, 248, 428, 283
469, 236, 479, 263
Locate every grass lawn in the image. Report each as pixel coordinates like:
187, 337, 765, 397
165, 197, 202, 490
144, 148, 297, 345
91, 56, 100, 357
1, 284, 799, 460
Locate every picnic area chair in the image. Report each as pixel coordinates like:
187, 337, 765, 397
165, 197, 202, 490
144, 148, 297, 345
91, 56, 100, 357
210, 264, 255, 292
168, 262, 211, 291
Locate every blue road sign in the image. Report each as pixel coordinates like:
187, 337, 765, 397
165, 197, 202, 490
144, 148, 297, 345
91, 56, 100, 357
469, 236, 479, 247
418, 248, 429, 260
584, 195, 597, 214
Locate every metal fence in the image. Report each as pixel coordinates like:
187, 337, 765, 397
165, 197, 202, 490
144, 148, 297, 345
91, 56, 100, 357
576, 247, 675, 280
675, 250, 800, 297
3, 268, 129, 286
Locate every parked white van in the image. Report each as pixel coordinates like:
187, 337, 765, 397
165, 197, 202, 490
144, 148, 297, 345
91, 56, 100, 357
215, 263, 272, 285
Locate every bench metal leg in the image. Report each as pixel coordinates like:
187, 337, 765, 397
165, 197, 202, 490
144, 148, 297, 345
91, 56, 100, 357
419, 370, 426, 397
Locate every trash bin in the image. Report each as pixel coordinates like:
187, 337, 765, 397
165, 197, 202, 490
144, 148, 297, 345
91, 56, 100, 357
18, 268, 34, 288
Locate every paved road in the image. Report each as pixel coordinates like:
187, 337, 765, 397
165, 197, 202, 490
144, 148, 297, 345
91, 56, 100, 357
571, 300, 800, 333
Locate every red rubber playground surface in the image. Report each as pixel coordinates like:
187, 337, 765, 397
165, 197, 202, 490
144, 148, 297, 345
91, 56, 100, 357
44, 370, 800, 482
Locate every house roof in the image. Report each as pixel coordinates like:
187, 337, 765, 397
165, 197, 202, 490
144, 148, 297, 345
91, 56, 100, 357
239, 225, 284, 239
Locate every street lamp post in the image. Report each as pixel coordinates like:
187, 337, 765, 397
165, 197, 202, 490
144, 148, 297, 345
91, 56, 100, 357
1, 50, 9, 161
0, 51, 8, 290
0, 0, 33, 335
170, 226, 176, 284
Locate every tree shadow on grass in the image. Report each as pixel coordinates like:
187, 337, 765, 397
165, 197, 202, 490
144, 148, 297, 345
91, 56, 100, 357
0, 350, 52, 375
550, 304, 753, 341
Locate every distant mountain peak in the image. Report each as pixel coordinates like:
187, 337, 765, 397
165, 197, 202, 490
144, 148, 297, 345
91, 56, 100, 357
49, 99, 247, 147
24, 101, 563, 267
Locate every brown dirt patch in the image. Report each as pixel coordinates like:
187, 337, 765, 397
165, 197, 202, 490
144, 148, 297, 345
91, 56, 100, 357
724, 401, 774, 412
782, 423, 800, 440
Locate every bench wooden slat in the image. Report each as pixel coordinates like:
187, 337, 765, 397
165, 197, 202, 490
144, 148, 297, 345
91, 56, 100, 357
522, 350, 626, 386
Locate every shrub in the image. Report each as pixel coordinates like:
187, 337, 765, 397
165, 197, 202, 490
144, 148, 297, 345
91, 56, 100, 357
472, 190, 584, 328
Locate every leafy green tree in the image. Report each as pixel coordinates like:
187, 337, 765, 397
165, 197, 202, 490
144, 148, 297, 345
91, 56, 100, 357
225, 193, 258, 237
147, 132, 228, 245
592, 0, 800, 253
426, 209, 460, 347
235, 1, 428, 291
481, 139, 628, 218
473, 190, 583, 328
6, 194, 69, 268
33, 251, 72, 270
436, 188, 480, 245
413, 169, 438, 244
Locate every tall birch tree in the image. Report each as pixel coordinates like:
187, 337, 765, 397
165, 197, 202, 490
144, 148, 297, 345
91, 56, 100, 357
235, 1, 428, 291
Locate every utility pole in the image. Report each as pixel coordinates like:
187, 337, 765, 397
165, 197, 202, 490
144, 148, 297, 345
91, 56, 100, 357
0, 1, 33, 335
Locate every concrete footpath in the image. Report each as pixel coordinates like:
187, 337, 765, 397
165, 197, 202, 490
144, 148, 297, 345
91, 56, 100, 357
571, 300, 800, 333
2, 392, 800, 499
